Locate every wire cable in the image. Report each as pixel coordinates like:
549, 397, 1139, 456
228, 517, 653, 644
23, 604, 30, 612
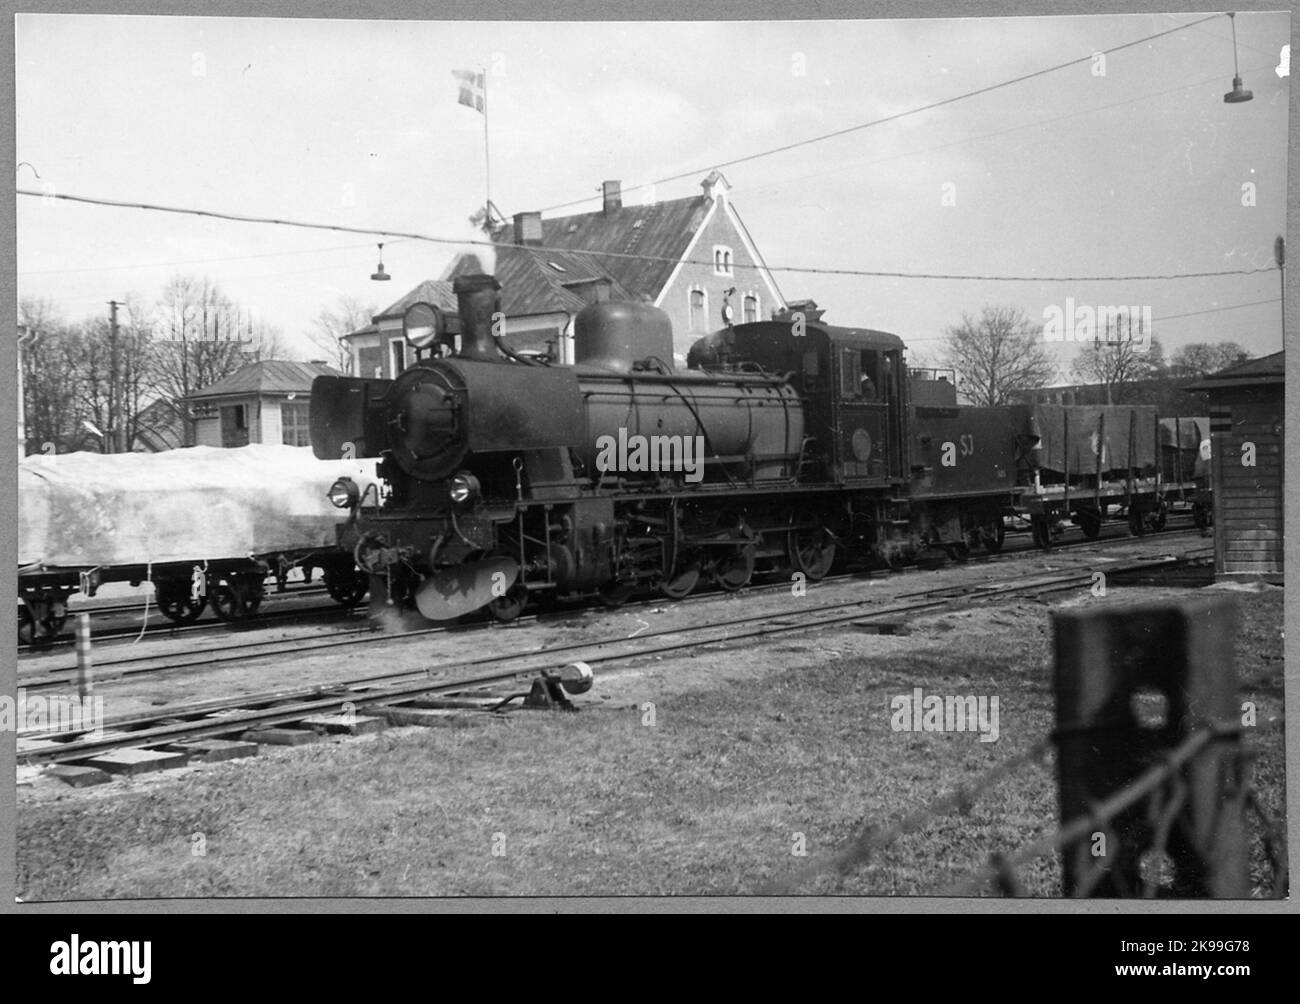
537, 13, 1226, 213
15, 187, 1277, 284
906, 297, 1284, 343
17, 238, 408, 277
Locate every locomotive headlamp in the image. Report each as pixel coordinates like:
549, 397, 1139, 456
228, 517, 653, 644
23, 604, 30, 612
449, 472, 481, 505
328, 477, 360, 509
403, 302, 444, 350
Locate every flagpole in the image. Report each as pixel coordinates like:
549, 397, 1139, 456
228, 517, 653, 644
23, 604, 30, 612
482, 64, 491, 229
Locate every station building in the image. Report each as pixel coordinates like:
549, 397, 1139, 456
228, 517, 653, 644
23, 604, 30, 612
1188, 350, 1284, 581
342, 171, 787, 372
186, 359, 340, 448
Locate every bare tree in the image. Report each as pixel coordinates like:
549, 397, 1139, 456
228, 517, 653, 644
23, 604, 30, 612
151, 275, 284, 445
1169, 341, 1250, 379
18, 298, 90, 453
1070, 335, 1165, 404
22, 280, 288, 452
308, 295, 375, 374
940, 305, 1059, 406
76, 296, 157, 452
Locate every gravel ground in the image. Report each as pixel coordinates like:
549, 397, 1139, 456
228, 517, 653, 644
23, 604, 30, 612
19, 532, 1283, 901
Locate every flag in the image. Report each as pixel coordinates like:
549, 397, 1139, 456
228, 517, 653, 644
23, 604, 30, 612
453, 69, 485, 113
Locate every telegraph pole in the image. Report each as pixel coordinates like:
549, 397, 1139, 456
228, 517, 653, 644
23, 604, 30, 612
108, 300, 122, 453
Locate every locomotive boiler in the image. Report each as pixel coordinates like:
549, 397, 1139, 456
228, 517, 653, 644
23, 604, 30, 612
311, 274, 811, 622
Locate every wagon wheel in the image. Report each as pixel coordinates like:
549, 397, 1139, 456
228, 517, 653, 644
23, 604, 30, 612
208, 575, 264, 621
1079, 510, 1103, 541
1127, 506, 1147, 537
18, 603, 35, 646
156, 582, 205, 624
1031, 516, 1053, 550
660, 563, 701, 600
981, 520, 1005, 554
597, 579, 636, 608
487, 583, 528, 623
713, 543, 756, 592
323, 565, 370, 607
787, 526, 836, 581
207, 582, 239, 621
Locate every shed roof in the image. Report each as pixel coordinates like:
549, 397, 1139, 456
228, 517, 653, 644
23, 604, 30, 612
188, 360, 341, 400
1186, 350, 1285, 391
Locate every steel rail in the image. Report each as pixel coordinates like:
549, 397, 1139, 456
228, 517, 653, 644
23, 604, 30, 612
18, 548, 1211, 765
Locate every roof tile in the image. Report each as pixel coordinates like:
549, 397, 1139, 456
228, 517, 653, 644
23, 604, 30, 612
188, 360, 340, 399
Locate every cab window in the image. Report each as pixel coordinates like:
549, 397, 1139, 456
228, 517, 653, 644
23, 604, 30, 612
839, 349, 861, 398
859, 350, 880, 400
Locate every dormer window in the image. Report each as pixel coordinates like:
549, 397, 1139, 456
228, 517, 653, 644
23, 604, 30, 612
688, 287, 707, 331
713, 245, 734, 276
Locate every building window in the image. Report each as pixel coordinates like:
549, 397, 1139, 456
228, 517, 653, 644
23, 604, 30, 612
688, 288, 707, 331
390, 339, 406, 376
357, 346, 382, 379
220, 404, 249, 448
281, 401, 311, 448
743, 293, 759, 324
713, 245, 734, 276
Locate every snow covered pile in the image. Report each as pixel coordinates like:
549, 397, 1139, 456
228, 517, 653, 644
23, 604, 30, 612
19, 444, 379, 568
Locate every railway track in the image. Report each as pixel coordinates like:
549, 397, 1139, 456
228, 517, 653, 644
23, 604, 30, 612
19, 509, 1201, 656
17, 542, 1214, 768
67, 582, 329, 619
18, 585, 352, 654
18, 523, 1202, 692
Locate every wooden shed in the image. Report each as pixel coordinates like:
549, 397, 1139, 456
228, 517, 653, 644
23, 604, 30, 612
1188, 351, 1284, 581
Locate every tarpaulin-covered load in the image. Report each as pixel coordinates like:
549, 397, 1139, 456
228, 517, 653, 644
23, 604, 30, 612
1159, 417, 1211, 481
19, 445, 379, 569
1030, 405, 1159, 478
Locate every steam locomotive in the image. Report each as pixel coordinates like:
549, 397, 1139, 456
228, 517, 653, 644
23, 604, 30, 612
310, 274, 1203, 623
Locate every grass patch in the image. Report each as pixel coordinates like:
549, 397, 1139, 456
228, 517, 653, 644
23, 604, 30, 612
18, 589, 1285, 899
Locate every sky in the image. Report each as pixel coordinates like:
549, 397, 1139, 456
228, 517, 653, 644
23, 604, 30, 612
14, 11, 1292, 378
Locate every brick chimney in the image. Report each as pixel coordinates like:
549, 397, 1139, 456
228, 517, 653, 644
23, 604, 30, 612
602, 180, 622, 214
513, 211, 543, 246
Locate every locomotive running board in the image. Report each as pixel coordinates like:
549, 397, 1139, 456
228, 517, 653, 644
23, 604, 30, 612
415, 557, 520, 621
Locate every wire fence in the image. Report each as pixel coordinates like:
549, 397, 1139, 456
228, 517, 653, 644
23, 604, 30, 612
767, 710, 1285, 898
764, 599, 1285, 899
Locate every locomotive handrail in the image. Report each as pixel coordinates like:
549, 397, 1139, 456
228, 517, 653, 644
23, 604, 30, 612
632, 355, 674, 375
660, 377, 740, 490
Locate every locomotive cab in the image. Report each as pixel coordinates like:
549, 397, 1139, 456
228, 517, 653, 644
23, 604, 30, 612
705, 319, 908, 485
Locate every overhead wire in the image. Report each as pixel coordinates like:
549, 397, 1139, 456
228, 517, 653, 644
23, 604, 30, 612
905, 296, 1284, 343
17, 237, 410, 277
15, 187, 1278, 284
736, 59, 1276, 199
536, 13, 1226, 213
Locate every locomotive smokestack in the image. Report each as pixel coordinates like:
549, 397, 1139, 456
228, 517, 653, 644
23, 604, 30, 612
454, 273, 503, 362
